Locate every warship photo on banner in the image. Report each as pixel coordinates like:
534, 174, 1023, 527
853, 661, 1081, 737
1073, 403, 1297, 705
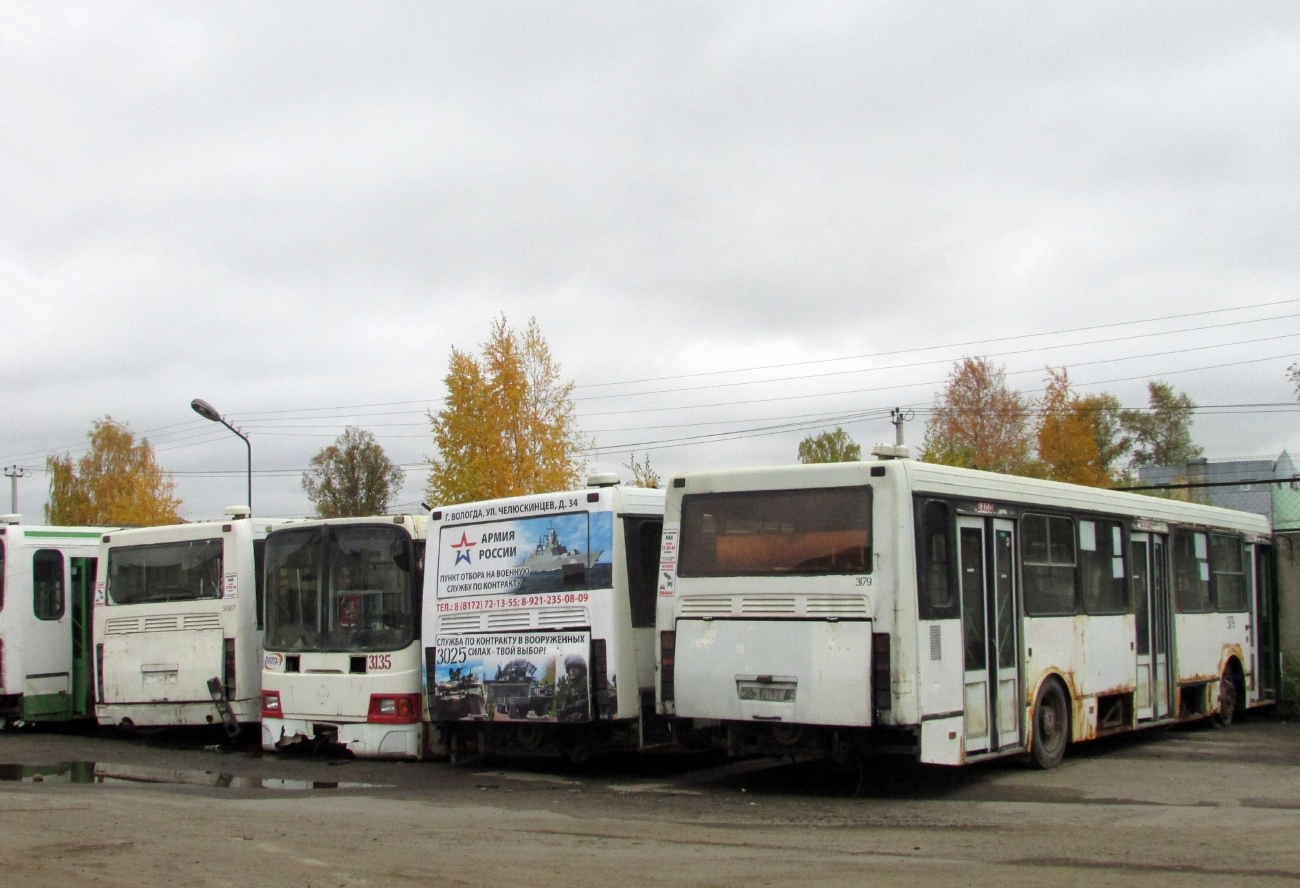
435, 509, 614, 597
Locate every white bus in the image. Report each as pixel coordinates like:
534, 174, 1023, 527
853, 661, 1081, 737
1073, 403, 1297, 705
655, 459, 1278, 769
424, 478, 666, 762
0, 517, 111, 727
260, 515, 427, 759
94, 510, 284, 732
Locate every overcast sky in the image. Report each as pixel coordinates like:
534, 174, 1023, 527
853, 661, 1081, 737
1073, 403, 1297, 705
3, 2, 1299, 521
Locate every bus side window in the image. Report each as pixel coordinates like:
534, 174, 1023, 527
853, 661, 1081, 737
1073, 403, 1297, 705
1173, 530, 1211, 613
1210, 533, 1247, 612
1079, 519, 1127, 614
33, 549, 65, 621
916, 500, 957, 620
1023, 514, 1076, 616
624, 518, 662, 629
254, 539, 266, 630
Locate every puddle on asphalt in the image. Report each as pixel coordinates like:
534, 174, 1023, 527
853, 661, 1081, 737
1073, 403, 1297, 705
0, 762, 391, 791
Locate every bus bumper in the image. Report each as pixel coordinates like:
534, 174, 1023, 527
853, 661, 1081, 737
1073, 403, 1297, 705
262, 717, 423, 760
95, 697, 261, 728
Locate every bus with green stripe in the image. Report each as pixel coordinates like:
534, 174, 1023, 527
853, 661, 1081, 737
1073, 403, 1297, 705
0, 516, 114, 726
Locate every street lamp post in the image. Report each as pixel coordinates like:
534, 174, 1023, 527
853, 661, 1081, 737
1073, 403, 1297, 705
191, 399, 252, 516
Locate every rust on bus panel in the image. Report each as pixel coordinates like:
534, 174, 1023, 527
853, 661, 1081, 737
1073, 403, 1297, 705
1026, 668, 1135, 744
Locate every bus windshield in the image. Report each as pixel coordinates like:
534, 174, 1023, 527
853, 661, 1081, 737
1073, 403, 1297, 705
108, 539, 224, 605
679, 487, 872, 577
264, 525, 415, 653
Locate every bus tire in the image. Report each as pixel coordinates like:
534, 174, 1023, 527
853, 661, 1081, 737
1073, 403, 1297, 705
1213, 665, 1239, 728
1030, 679, 1069, 770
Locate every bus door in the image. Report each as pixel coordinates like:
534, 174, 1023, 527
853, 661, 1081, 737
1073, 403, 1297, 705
957, 516, 1021, 754
1254, 544, 1279, 701
1132, 533, 1173, 721
69, 557, 96, 716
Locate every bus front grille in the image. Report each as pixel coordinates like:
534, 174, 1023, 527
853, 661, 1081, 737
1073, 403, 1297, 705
485, 612, 531, 631
804, 596, 869, 618
537, 606, 588, 628
438, 614, 482, 632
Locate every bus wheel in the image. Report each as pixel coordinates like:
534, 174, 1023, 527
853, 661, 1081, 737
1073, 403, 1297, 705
1030, 680, 1069, 770
1213, 668, 1238, 728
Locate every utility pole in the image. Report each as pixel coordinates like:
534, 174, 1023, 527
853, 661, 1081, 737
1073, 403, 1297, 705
3, 465, 30, 514
889, 408, 915, 446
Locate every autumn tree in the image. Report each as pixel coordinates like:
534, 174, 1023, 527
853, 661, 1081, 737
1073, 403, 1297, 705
797, 427, 862, 464
426, 317, 590, 506
1121, 381, 1202, 468
45, 417, 182, 526
921, 358, 1037, 475
623, 452, 661, 489
302, 427, 406, 517
1035, 369, 1112, 487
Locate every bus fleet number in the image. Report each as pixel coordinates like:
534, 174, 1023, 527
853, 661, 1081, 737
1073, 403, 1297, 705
435, 648, 468, 666
367, 654, 392, 671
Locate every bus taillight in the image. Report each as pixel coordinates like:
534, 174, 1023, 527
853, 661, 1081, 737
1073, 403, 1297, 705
660, 630, 676, 703
261, 690, 281, 718
872, 632, 891, 711
223, 638, 236, 700
368, 693, 420, 724
95, 643, 105, 705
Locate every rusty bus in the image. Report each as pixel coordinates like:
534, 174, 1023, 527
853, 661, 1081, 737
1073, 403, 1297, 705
655, 458, 1278, 769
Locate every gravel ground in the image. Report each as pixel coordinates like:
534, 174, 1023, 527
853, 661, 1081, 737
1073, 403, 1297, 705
1, 717, 1298, 886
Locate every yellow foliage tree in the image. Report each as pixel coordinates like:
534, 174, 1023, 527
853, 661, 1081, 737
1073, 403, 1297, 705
45, 417, 182, 526
1036, 368, 1111, 487
920, 357, 1038, 475
425, 317, 590, 505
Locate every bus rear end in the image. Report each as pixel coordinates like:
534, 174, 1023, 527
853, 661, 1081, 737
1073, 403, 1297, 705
95, 517, 267, 729
425, 481, 664, 761
260, 516, 426, 759
657, 464, 897, 759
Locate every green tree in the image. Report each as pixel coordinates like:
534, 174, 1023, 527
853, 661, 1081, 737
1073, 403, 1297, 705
426, 317, 590, 506
921, 358, 1038, 475
302, 427, 406, 517
1075, 391, 1130, 483
797, 427, 862, 464
1036, 369, 1106, 486
623, 452, 661, 488
45, 417, 182, 526
1121, 381, 1202, 468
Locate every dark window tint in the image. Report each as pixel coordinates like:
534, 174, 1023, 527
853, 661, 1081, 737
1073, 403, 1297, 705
916, 499, 958, 620
994, 528, 1016, 669
1173, 530, 1211, 613
624, 517, 663, 628
33, 549, 65, 621
254, 539, 266, 630
1079, 519, 1128, 614
960, 527, 986, 670
265, 526, 415, 653
1022, 514, 1076, 616
1211, 534, 1247, 612
679, 487, 871, 577
412, 540, 426, 639
1132, 539, 1150, 656
109, 539, 224, 604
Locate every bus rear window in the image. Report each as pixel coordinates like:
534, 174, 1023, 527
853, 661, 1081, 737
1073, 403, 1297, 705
679, 487, 871, 577
108, 539, 224, 605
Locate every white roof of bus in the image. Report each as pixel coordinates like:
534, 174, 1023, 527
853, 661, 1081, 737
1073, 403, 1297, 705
671, 460, 1271, 535
434, 486, 664, 521
264, 514, 428, 537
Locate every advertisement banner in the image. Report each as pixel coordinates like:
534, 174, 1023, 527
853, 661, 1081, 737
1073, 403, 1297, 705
436, 508, 613, 598
429, 631, 592, 723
